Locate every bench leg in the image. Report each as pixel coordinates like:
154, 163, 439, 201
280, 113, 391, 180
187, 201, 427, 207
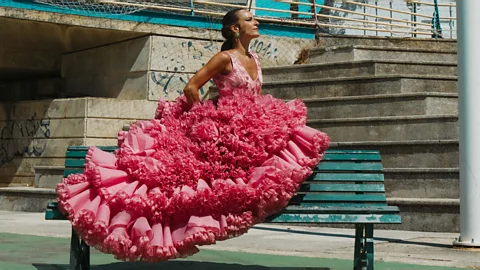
353, 224, 375, 270
80, 240, 90, 270
365, 224, 374, 270
353, 224, 365, 270
70, 227, 90, 270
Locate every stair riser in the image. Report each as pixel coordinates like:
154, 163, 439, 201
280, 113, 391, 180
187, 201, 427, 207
306, 96, 458, 119
264, 63, 457, 82
384, 172, 459, 199
310, 118, 458, 142
332, 143, 458, 168
263, 78, 457, 99
323, 204, 459, 232
376, 204, 459, 232
0, 192, 56, 212
310, 49, 457, 64
316, 35, 457, 51
35, 169, 64, 189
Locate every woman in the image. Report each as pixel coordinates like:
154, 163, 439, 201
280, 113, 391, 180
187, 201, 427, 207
56, 8, 330, 262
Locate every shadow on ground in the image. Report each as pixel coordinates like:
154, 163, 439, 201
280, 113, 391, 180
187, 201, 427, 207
32, 262, 329, 270
254, 226, 452, 249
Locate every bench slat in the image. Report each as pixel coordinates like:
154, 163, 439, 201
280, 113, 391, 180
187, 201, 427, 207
65, 159, 86, 167
45, 209, 67, 220
316, 162, 383, 171
292, 194, 386, 203
268, 213, 401, 224
284, 205, 399, 214
67, 146, 118, 152
325, 150, 380, 154
310, 173, 384, 182
66, 151, 89, 158
64, 169, 84, 176
296, 202, 388, 207
323, 154, 381, 161
300, 184, 385, 193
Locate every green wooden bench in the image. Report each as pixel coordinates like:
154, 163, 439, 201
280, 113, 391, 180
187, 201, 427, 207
46, 146, 401, 270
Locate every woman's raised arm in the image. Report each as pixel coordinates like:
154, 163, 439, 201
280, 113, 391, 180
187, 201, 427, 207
183, 51, 231, 105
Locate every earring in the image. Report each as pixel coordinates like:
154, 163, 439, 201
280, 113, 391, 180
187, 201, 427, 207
234, 32, 240, 40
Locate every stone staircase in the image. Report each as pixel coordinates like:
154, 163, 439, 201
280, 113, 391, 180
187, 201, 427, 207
262, 36, 459, 232
0, 35, 459, 232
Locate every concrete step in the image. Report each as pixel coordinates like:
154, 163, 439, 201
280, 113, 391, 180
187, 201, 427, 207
0, 187, 56, 212
316, 34, 457, 51
309, 115, 458, 142
263, 75, 458, 100
308, 45, 457, 64
34, 166, 64, 189
303, 93, 458, 119
379, 198, 459, 232
0, 78, 65, 102
384, 168, 458, 199
263, 60, 457, 82
330, 140, 458, 169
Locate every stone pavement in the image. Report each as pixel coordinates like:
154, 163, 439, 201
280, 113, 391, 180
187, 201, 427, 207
0, 211, 479, 270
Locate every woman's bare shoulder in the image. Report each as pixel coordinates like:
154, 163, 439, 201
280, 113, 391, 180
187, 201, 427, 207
210, 51, 231, 65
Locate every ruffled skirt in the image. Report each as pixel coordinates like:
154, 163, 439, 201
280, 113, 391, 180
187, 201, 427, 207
57, 93, 330, 261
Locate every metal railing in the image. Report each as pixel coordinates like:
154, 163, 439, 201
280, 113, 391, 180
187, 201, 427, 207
28, 0, 457, 39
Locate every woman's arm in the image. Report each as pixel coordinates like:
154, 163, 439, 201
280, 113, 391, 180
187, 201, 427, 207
183, 51, 231, 106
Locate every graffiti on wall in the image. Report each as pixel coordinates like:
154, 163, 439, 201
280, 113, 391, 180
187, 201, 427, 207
149, 36, 308, 100
0, 113, 51, 166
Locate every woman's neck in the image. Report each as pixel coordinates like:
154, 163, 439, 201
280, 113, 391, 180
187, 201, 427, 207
234, 39, 251, 56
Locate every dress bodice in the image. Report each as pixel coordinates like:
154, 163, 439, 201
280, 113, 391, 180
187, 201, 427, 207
212, 51, 263, 97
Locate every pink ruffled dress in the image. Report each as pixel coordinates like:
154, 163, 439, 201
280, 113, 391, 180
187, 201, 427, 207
57, 51, 330, 261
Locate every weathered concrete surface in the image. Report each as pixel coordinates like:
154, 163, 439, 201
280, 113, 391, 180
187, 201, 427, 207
0, 16, 144, 82
303, 93, 458, 119
263, 75, 458, 100
384, 169, 459, 199
316, 34, 458, 51
309, 115, 458, 142
309, 46, 457, 64
1, 211, 479, 268
382, 199, 459, 233
86, 98, 157, 119
0, 188, 56, 212
263, 60, 458, 82
62, 35, 312, 101
0, 98, 156, 187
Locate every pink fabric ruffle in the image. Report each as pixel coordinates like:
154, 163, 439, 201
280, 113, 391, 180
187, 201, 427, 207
57, 81, 330, 261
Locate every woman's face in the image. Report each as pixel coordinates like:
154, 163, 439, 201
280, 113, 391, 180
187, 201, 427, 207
235, 10, 260, 39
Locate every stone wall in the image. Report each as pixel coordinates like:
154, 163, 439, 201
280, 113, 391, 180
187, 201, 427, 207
0, 98, 156, 187
62, 35, 313, 101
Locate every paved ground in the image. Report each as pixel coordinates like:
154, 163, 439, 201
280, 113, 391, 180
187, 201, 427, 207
1, 211, 479, 270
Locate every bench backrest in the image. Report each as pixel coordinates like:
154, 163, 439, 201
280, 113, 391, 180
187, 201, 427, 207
293, 149, 387, 207
64, 146, 118, 176
268, 149, 401, 224
59, 146, 400, 224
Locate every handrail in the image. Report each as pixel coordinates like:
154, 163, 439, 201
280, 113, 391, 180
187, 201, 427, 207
316, 23, 432, 36
344, 0, 433, 19
315, 12, 431, 31
409, 1, 456, 7
314, 3, 433, 27
66, 0, 455, 39
196, 0, 431, 32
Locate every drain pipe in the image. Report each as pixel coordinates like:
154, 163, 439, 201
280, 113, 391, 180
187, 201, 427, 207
453, 0, 480, 249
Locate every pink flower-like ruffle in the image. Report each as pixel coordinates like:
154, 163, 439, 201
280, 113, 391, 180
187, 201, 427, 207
57, 91, 330, 261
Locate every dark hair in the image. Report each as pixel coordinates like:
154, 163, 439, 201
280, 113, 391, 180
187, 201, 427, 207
221, 8, 245, 51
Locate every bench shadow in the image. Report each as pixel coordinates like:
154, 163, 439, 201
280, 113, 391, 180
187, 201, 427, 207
32, 262, 329, 270
253, 226, 452, 249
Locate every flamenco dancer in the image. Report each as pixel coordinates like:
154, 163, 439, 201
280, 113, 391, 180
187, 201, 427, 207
56, 8, 330, 261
